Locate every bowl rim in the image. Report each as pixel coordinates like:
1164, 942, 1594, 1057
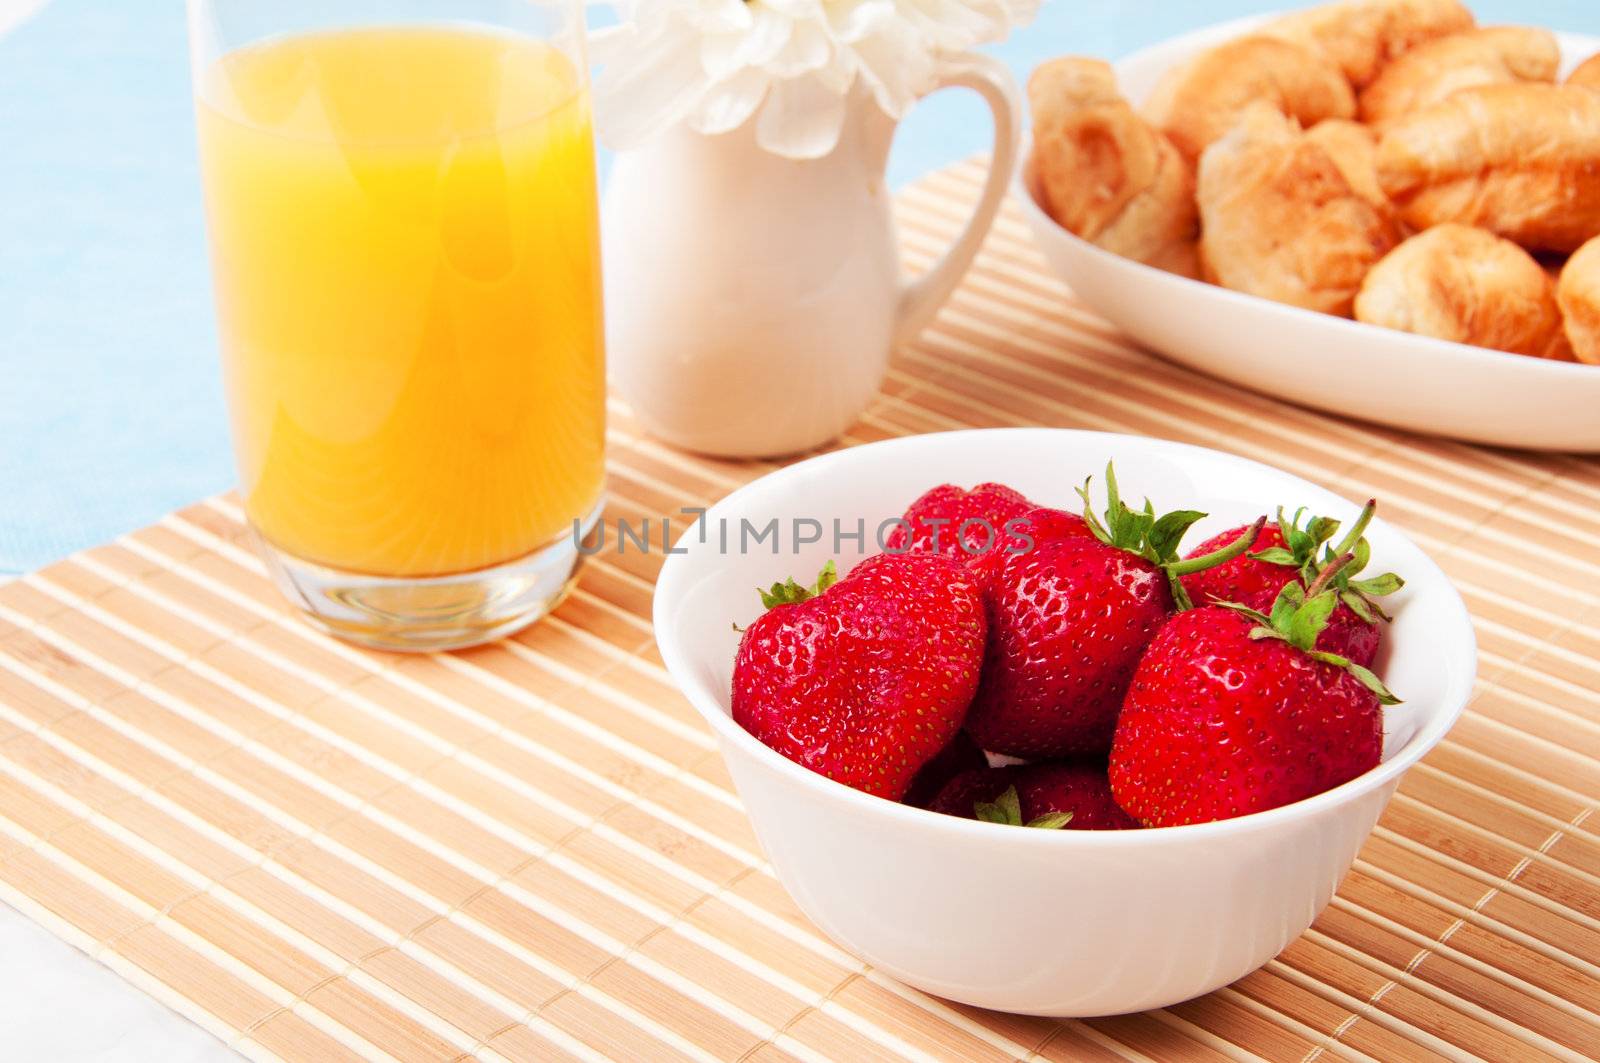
1011, 14, 1600, 385
653, 427, 1478, 847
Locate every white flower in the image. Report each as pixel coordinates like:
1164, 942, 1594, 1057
591, 0, 1038, 160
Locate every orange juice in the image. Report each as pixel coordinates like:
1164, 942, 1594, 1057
196, 27, 605, 578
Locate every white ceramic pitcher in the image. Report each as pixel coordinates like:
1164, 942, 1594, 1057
603, 54, 1021, 458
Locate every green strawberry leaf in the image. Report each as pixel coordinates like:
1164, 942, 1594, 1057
973, 787, 1074, 829
1345, 537, 1373, 582
1213, 600, 1273, 625
1149, 509, 1208, 560
1307, 515, 1342, 546
1281, 507, 1315, 560
1347, 661, 1402, 706
1285, 591, 1338, 652
1349, 573, 1404, 597
1105, 463, 1124, 534
1270, 581, 1304, 632
1340, 590, 1378, 625
1274, 507, 1300, 548
1309, 651, 1402, 706
1077, 477, 1113, 546
974, 786, 1023, 825
1248, 546, 1299, 566
1025, 811, 1074, 830
756, 560, 838, 611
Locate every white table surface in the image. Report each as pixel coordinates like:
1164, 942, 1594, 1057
0, 899, 232, 1061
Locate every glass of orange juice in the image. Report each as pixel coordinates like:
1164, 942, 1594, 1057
187, 0, 605, 651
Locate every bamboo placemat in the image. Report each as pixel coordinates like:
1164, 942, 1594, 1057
2, 161, 1598, 1062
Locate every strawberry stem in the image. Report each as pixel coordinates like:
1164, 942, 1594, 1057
1303, 551, 1355, 600
1330, 500, 1377, 559
1167, 516, 1268, 576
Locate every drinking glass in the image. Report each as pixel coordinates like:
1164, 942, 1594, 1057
188, 0, 605, 651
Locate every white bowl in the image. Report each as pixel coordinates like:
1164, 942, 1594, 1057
1015, 15, 1600, 452
653, 428, 1475, 1016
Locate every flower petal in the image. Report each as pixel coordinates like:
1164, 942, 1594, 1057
592, 0, 1038, 151
592, 27, 710, 149
689, 0, 754, 34
755, 71, 849, 159
765, 16, 833, 78
850, 22, 932, 118
827, 0, 897, 42
687, 66, 773, 135
728, 5, 795, 70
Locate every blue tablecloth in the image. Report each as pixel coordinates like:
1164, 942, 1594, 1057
2, 0, 1594, 575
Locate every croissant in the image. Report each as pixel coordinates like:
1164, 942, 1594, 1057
1570, 54, 1600, 91
1142, 35, 1354, 163
1558, 236, 1600, 364
1376, 83, 1600, 253
1355, 224, 1571, 358
1029, 58, 1199, 276
1358, 27, 1560, 126
1304, 119, 1390, 208
1262, 0, 1475, 88
1199, 103, 1402, 316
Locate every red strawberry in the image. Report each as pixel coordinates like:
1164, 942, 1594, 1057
732, 554, 987, 800
929, 761, 1139, 830
886, 482, 1039, 591
903, 731, 989, 808
1110, 558, 1398, 827
1179, 501, 1403, 667
965, 466, 1264, 757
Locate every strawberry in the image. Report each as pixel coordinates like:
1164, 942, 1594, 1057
928, 762, 1139, 830
902, 731, 989, 808
886, 482, 1039, 590
964, 466, 1264, 757
1179, 500, 1403, 666
732, 554, 987, 800
1110, 557, 1398, 827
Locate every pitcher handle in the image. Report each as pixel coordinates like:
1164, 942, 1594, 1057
895, 52, 1022, 347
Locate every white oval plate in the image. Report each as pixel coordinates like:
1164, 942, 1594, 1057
1015, 14, 1600, 452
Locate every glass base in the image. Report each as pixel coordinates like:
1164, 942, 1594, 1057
254, 502, 603, 653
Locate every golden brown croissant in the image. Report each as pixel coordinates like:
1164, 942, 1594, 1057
1262, 0, 1475, 88
1354, 224, 1571, 357
1558, 236, 1600, 364
1569, 54, 1600, 91
1358, 27, 1560, 126
1198, 103, 1402, 316
1304, 119, 1390, 208
1029, 58, 1199, 276
1142, 35, 1354, 163
1376, 83, 1600, 253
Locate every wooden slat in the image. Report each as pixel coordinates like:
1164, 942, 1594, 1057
0, 160, 1595, 1061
